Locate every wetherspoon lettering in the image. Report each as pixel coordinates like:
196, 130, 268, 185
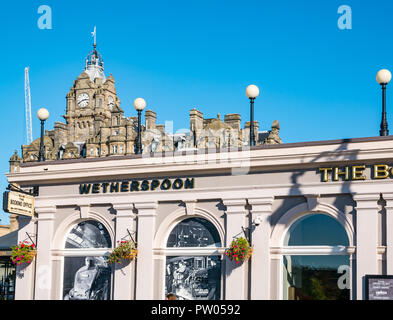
319, 164, 393, 182
79, 178, 195, 194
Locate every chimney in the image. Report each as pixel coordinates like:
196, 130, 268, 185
224, 114, 241, 130
145, 110, 157, 130
190, 108, 204, 132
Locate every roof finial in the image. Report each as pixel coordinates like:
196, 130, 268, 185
91, 26, 96, 48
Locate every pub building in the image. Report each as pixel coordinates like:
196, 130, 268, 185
3, 41, 393, 301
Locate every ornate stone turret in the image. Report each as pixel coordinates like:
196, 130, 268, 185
9, 150, 21, 173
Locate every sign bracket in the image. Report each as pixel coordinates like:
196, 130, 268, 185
7, 183, 38, 196
120, 229, 136, 244
25, 232, 36, 246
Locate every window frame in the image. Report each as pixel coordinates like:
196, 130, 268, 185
59, 220, 113, 301
279, 213, 353, 300
163, 217, 225, 301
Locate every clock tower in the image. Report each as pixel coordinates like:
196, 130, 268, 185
63, 42, 123, 143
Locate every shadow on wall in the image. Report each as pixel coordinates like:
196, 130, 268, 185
268, 141, 360, 300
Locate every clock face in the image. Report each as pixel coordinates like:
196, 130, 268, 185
108, 96, 114, 110
77, 93, 90, 108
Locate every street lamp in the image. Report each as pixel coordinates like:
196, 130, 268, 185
376, 69, 392, 136
246, 84, 260, 146
134, 97, 146, 154
37, 108, 49, 162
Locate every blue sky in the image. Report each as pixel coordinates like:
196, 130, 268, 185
0, 0, 392, 223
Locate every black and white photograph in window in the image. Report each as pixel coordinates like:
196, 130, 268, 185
165, 256, 221, 300
63, 256, 111, 300
65, 220, 111, 249
167, 218, 221, 248
63, 220, 112, 300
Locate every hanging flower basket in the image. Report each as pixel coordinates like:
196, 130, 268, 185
225, 237, 252, 265
107, 240, 138, 265
10, 241, 36, 266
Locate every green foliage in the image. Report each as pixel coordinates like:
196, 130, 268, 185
10, 241, 36, 265
225, 237, 252, 264
107, 240, 138, 265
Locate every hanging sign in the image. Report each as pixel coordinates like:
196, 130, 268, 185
3, 191, 35, 217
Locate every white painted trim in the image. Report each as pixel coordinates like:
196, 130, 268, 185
158, 248, 225, 256
271, 245, 353, 256
270, 202, 354, 247
52, 248, 111, 256
9, 138, 393, 184
29, 179, 393, 211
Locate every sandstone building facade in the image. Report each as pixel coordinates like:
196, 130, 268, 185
10, 43, 282, 170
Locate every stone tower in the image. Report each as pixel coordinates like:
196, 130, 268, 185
63, 43, 122, 144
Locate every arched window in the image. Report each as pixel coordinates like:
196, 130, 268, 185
62, 220, 112, 300
282, 214, 350, 301
165, 218, 222, 300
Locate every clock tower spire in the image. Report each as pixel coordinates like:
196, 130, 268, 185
85, 26, 105, 82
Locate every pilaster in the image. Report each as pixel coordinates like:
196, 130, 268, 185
382, 193, 393, 275
222, 198, 247, 300
134, 201, 158, 299
112, 203, 136, 300
248, 197, 274, 300
353, 193, 380, 300
34, 206, 56, 300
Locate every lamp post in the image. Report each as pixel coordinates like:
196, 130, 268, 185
37, 108, 49, 162
376, 69, 392, 136
134, 98, 146, 154
246, 84, 260, 146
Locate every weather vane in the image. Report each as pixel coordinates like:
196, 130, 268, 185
91, 26, 96, 48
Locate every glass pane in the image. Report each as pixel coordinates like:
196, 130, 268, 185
165, 256, 221, 300
65, 220, 111, 249
285, 214, 349, 246
63, 256, 111, 300
0, 257, 16, 300
167, 218, 221, 248
283, 255, 350, 300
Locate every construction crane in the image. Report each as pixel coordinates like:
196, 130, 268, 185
25, 67, 33, 144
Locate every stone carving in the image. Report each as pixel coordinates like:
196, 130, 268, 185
264, 120, 283, 145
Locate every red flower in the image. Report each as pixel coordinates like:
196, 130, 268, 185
31, 244, 35, 248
